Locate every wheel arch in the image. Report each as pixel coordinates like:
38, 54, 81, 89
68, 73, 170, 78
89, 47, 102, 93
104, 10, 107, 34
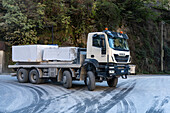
57, 68, 73, 82
29, 67, 43, 78
80, 59, 99, 80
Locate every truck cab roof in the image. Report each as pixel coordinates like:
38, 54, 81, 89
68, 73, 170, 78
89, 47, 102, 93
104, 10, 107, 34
103, 30, 128, 39
88, 31, 128, 39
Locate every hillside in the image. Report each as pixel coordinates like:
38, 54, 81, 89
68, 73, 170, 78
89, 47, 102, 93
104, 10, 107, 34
0, 0, 170, 73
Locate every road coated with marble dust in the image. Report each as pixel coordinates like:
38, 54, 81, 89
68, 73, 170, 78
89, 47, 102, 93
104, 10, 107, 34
0, 75, 170, 113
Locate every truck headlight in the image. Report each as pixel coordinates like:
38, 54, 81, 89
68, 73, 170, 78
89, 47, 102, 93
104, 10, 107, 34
109, 70, 115, 73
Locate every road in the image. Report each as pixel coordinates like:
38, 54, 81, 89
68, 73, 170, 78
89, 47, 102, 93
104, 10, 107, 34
0, 75, 170, 113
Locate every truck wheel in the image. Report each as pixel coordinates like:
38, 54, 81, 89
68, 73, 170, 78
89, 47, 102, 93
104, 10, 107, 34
107, 77, 118, 87
86, 71, 95, 91
29, 69, 44, 84
62, 70, 72, 89
17, 68, 29, 83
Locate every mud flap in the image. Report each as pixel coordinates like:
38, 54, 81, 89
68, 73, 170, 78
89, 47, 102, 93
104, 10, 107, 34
121, 75, 127, 79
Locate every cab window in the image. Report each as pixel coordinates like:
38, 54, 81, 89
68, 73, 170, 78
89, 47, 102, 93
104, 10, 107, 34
92, 34, 105, 48
93, 35, 101, 47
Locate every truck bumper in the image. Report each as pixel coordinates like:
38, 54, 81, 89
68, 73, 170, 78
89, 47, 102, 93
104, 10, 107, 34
96, 64, 130, 79
108, 65, 130, 77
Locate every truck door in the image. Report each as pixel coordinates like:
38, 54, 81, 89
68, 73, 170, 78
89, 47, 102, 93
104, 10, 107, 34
91, 34, 107, 62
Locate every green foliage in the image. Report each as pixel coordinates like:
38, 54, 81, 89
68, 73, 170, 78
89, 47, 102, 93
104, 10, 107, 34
42, 0, 94, 46
164, 46, 170, 70
0, 0, 45, 45
0, 0, 6, 41
117, 0, 159, 23
0, 0, 169, 73
152, 0, 170, 11
95, 1, 120, 30
68, 0, 94, 46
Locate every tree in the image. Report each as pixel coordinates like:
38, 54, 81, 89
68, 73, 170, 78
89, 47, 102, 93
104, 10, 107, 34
68, 0, 94, 46
0, 0, 7, 41
42, 0, 94, 46
94, 1, 121, 31
116, 0, 159, 23
0, 0, 45, 45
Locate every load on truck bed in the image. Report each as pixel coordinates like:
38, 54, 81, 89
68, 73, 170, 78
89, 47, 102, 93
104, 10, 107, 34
12, 45, 58, 62
9, 29, 131, 91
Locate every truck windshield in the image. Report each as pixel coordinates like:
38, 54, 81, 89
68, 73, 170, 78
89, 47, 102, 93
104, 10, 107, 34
108, 37, 129, 51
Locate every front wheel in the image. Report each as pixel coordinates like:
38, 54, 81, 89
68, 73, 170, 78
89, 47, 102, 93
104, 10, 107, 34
107, 77, 118, 87
86, 71, 95, 91
62, 70, 72, 89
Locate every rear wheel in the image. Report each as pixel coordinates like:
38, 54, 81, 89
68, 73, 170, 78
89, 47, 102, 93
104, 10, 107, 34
62, 70, 72, 88
29, 69, 44, 84
17, 68, 28, 83
86, 71, 95, 91
107, 77, 118, 87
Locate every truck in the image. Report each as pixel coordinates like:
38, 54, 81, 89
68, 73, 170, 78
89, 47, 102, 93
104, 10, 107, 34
8, 29, 131, 91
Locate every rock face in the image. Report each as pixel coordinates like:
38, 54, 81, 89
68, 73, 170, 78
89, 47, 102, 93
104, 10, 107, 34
126, 19, 170, 73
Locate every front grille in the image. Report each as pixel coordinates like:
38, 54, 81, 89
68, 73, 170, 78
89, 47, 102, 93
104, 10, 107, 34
114, 54, 129, 62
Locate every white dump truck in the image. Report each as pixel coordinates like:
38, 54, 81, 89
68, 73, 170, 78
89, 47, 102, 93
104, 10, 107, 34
8, 29, 131, 91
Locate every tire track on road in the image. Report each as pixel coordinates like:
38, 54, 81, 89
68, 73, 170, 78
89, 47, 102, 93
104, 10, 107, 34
146, 96, 170, 113
0, 76, 136, 113
0, 82, 38, 113
11, 83, 52, 113
62, 79, 136, 113
1, 79, 88, 113
116, 98, 137, 113
12, 82, 85, 113
91, 81, 136, 113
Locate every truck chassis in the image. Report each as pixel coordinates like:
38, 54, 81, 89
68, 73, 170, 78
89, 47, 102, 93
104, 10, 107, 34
9, 61, 129, 91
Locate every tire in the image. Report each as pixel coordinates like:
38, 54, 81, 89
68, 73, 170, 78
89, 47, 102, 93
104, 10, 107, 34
29, 69, 44, 84
62, 70, 72, 89
107, 77, 118, 87
86, 71, 95, 91
17, 68, 29, 83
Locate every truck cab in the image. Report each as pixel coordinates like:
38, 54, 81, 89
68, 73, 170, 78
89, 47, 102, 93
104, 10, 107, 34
83, 29, 130, 90
87, 30, 130, 64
